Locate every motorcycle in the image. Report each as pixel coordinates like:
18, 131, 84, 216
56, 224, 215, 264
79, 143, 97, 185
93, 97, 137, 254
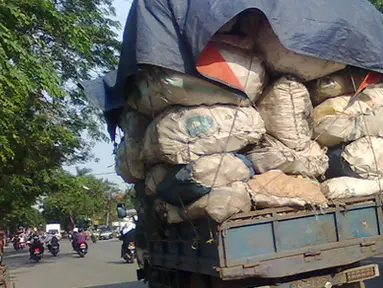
48, 242, 60, 257
122, 242, 136, 263
19, 239, 26, 250
12, 237, 21, 251
32, 246, 42, 262
77, 242, 88, 258
46, 235, 60, 256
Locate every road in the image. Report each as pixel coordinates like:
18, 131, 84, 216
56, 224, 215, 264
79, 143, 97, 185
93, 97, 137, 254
3, 239, 383, 288
4, 239, 146, 288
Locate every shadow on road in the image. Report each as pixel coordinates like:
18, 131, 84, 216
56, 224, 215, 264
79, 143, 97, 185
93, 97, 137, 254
82, 281, 146, 288
363, 256, 383, 288
106, 261, 130, 265
4, 250, 78, 270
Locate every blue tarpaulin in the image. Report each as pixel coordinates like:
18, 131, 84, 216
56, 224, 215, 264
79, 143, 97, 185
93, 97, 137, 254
80, 0, 383, 137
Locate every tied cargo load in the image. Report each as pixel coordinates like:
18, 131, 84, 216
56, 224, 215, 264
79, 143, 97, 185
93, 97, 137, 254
83, 2, 383, 286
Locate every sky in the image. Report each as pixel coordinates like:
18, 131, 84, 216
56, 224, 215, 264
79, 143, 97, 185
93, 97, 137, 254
66, 0, 133, 190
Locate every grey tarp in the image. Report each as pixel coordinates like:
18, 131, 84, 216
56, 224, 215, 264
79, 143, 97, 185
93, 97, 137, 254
80, 0, 383, 136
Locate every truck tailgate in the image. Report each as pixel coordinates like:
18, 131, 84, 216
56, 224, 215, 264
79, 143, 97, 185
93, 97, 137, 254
217, 196, 383, 280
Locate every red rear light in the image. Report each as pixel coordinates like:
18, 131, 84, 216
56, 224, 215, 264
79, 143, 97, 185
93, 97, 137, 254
34, 248, 40, 252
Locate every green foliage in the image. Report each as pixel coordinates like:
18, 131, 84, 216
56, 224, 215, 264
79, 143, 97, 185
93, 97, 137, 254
3, 206, 45, 231
370, 0, 383, 12
0, 0, 121, 221
42, 169, 121, 229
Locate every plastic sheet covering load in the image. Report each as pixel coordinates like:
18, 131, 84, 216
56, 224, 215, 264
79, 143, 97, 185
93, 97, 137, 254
157, 153, 254, 206
143, 105, 265, 164
127, 67, 252, 117
308, 68, 366, 105
313, 86, 383, 147
196, 41, 267, 103
161, 182, 252, 224
255, 21, 345, 82
257, 76, 313, 151
82, 0, 383, 118
321, 177, 383, 200
145, 165, 169, 196
115, 111, 151, 183
342, 136, 383, 180
248, 170, 328, 208
246, 135, 328, 178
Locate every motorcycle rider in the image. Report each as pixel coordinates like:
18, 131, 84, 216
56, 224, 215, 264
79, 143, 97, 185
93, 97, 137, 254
73, 228, 87, 251
12, 233, 20, 250
119, 219, 136, 259
0, 231, 5, 255
88, 226, 97, 243
45, 231, 60, 252
71, 227, 79, 250
29, 232, 44, 259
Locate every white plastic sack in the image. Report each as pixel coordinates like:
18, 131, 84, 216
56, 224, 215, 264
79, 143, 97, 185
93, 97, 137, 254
119, 110, 151, 135
247, 135, 328, 177
342, 136, 383, 179
127, 67, 252, 117
248, 170, 328, 208
154, 200, 184, 224
313, 90, 383, 146
257, 76, 313, 150
156, 153, 254, 206
143, 105, 265, 164
164, 182, 252, 224
321, 177, 383, 199
145, 165, 169, 196
256, 22, 345, 82
197, 42, 267, 102
187, 153, 254, 187
308, 68, 365, 105
115, 111, 151, 183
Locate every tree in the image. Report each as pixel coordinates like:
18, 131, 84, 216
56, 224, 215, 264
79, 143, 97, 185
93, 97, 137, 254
0, 0, 121, 221
370, 0, 383, 12
42, 169, 120, 229
4, 206, 45, 232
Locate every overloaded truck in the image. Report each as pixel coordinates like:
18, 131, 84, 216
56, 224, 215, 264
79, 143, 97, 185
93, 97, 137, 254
84, 0, 383, 287
117, 196, 383, 288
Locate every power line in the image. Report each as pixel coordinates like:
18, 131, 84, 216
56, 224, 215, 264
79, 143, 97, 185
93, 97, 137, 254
90, 172, 117, 176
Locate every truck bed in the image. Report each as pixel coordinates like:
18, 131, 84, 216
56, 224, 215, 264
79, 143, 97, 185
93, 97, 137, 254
149, 195, 383, 281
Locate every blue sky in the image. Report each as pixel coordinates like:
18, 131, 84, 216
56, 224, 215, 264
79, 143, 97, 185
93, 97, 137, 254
66, 0, 133, 190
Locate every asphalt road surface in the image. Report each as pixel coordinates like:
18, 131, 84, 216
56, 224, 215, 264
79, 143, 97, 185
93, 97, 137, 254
3, 240, 383, 288
5, 239, 146, 288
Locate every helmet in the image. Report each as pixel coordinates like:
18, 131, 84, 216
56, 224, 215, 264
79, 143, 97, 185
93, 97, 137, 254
73, 228, 79, 233
78, 228, 83, 233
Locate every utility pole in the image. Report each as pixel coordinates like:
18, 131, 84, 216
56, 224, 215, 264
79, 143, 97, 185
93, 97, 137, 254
106, 190, 111, 227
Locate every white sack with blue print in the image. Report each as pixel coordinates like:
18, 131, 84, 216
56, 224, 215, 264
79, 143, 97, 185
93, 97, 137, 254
142, 105, 265, 164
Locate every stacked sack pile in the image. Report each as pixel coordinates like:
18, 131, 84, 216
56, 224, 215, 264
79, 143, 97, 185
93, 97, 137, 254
115, 13, 383, 225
